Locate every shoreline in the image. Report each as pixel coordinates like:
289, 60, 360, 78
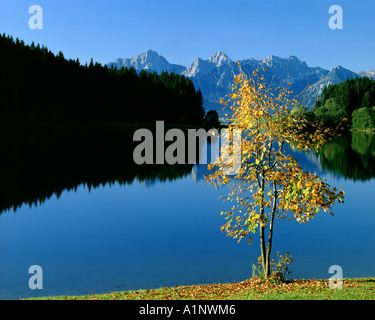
24, 277, 375, 300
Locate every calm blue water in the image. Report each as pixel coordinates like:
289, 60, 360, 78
0, 132, 375, 299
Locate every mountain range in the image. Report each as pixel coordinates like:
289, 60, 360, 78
107, 50, 375, 117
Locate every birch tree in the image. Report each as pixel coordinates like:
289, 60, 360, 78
206, 65, 345, 278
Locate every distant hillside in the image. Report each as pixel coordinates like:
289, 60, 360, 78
108, 49, 186, 75
306, 66, 359, 100
108, 51, 374, 117
358, 69, 375, 79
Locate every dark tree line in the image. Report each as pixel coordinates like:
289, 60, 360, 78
314, 77, 375, 129
0, 34, 205, 127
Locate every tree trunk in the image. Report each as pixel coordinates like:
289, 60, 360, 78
259, 224, 268, 277
258, 169, 268, 278
261, 182, 278, 279
265, 205, 276, 277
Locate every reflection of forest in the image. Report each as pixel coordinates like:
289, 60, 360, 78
3, 127, 370, 213
319, 132, 375, 181
0, 127, 195, 213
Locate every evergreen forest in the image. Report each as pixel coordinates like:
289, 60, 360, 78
0, 34, 205, 127
314, 76, 375, 130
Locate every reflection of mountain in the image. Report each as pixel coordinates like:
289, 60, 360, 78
191, 164, 222, 190
0, 127, 194, 213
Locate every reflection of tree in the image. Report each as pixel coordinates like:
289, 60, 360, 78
0, 127, 193, 213
319, 132, 375, 181
351, 132, 375, 156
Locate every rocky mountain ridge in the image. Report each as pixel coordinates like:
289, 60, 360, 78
107, 51, 374, 115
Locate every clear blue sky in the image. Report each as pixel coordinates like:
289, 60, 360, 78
1, 0, 374, 72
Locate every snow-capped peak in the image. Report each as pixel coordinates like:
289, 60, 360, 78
208, 51, 231, 66
108, 50, 186, 75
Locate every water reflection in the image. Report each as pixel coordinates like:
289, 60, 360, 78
1, 127, 373, 214
1, 128, 375, 299
0, 126, 197, 213
319, 131, 375, 181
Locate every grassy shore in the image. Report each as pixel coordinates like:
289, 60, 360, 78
28, 277, 375, 300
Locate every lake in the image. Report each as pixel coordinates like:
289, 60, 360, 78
0, 127, 374, 299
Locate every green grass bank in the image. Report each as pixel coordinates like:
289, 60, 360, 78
27, 278, 374, 300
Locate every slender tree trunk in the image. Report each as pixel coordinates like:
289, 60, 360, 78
265, 181, 278, 278
265, 216, 274, 278
259, 180, 278, 279
260, 224, 267, 277
259, 169, 268, 277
